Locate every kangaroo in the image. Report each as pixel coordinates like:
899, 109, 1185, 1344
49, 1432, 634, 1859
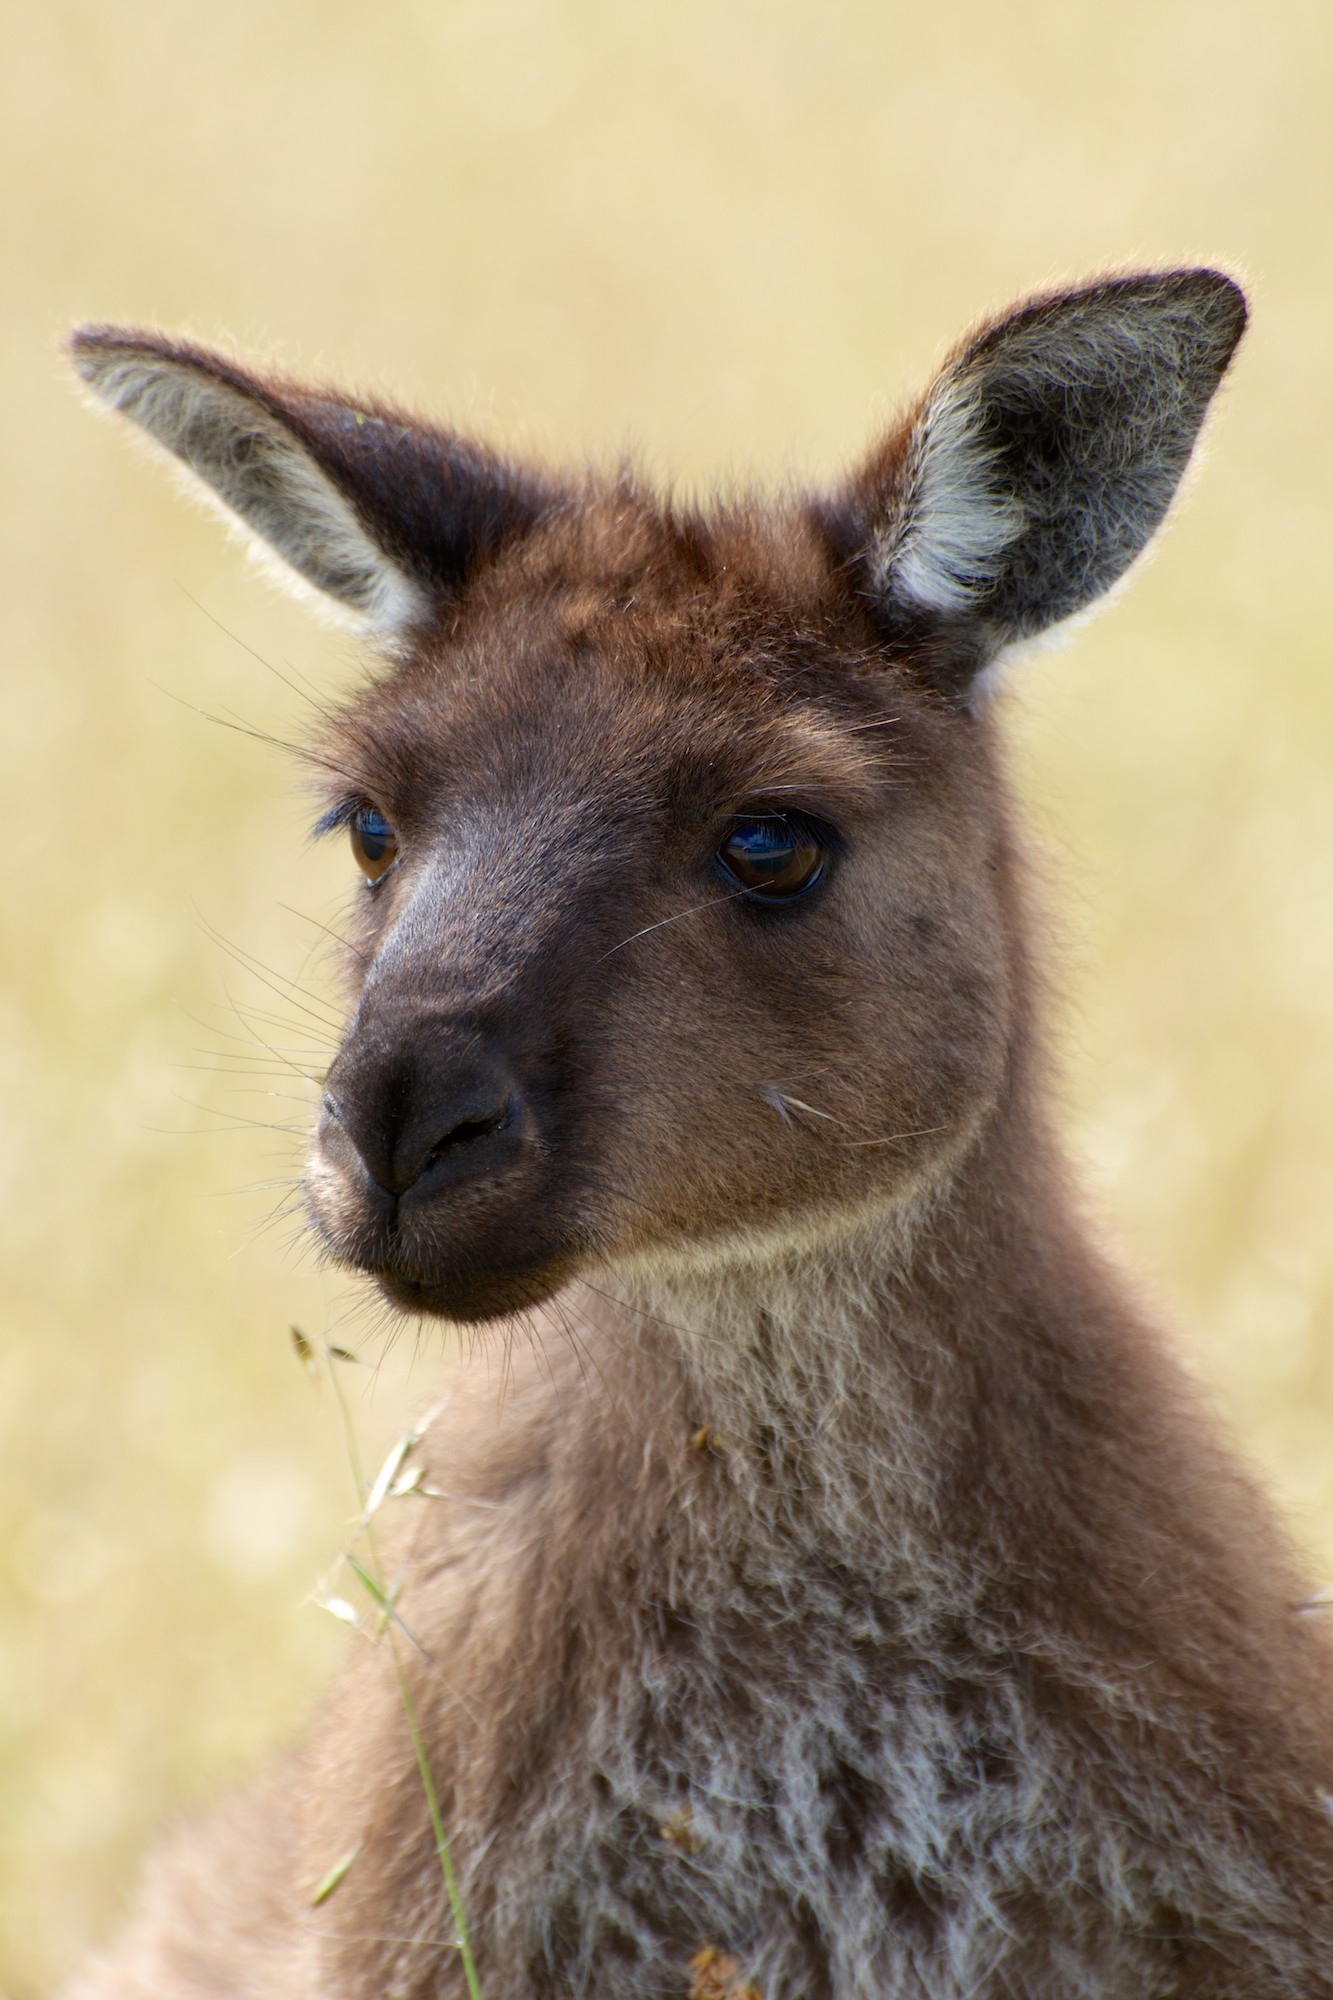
66, 269, 1333, 1999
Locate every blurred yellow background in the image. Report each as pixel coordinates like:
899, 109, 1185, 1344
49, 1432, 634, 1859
3, 0, 1331, 1985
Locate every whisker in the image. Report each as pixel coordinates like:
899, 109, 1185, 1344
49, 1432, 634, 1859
177, 587, 338, 721
149, 679, 356, 782
279, 902, 368, 964
195, 914, 345, 1030
839, 714, 902, 735
592, 883, 752, 966
842, 1124, 947, 1149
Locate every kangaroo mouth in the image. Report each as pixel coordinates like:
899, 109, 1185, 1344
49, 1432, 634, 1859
372, 1250, 570, 1323
307, 1076, 580, 1322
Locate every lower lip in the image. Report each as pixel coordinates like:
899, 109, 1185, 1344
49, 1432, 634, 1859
378, 1269, 443, 1310
375, 1266, 507, 1320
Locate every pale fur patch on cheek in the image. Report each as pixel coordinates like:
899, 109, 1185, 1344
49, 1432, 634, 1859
303, 1140, 366, 1247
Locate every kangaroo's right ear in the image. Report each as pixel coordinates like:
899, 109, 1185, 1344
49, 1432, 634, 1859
817, 269, 1247, 703
69, 327, 560, 642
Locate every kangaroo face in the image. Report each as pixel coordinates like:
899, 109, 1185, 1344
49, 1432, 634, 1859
305, 516, 1015, 1319
71, 270, 1245, 1320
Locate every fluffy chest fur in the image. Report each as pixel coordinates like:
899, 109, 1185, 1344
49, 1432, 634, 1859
500, 1562, 1143, 1999
306, 1288, 1322, 2000
332, 1513, 1230, 2000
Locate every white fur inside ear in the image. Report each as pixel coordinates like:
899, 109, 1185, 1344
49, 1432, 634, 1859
869, 375, 1026, 619
75, 350, 431, 639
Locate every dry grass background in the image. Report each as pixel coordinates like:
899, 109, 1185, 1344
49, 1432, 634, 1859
2, 0, 1331, 1985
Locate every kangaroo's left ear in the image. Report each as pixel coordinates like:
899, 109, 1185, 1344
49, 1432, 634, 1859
69, 326, 562, 644
818, 269, 1247, 701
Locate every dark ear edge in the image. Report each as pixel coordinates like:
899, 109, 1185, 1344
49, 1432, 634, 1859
69, 325, 562, 638
815, 268, 1248, 701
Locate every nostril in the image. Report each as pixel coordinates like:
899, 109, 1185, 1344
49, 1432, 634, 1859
317, 1065, 522, 1200
425, 1096, 514, 1169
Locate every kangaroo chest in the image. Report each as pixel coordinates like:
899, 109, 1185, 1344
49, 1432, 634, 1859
479, 1557, 1169, 2000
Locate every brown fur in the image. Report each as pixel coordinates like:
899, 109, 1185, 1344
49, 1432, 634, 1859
67, 272, 1333, 1997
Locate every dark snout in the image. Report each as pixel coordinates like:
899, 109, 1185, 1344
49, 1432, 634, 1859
320, 1054, 521, 1205
309, 1000, 571, 1320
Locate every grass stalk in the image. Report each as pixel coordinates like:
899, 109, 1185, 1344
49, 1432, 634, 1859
325, 1342, 482, 1995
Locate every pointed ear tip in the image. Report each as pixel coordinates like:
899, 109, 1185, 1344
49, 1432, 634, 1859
66, 323, 112, 374
1176, 266, 1249, 336
1080, 267, 1247, 341
66, 323, 194, 382
1081, 268, 1248, 376
65, 323, 151, 390
1137, 268, 1248, 369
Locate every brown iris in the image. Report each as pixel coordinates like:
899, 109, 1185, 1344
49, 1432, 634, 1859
716, 815, 829, 902
349, 805, 399, 883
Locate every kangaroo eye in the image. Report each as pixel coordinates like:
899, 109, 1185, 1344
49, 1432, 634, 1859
717, 816, 829, 902
349, 806, 399, 883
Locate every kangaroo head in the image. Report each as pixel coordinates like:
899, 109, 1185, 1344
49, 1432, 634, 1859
71, 271, 1245, 1320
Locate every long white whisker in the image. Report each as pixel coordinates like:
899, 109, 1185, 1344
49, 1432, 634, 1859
591, 884, 751, 966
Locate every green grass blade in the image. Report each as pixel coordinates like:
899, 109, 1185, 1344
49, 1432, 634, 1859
311, 1842, 361, 1905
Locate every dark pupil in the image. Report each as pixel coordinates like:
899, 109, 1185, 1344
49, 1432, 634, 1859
356, 809, 392, 862
720, 818, 823, 898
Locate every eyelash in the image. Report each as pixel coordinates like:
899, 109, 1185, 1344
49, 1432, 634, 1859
312, 798, 362, 840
